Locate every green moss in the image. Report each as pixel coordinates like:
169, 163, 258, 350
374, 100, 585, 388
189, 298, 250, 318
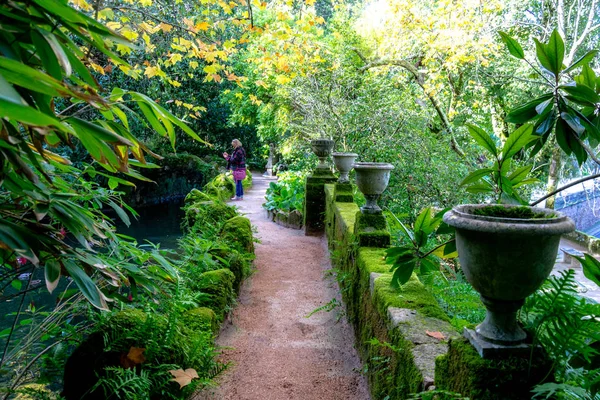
211, 246, 250, 293
373, 275, 450, 322
184, 188, 214, 204
220, 216, 254, 254
102, 308, 148, 333
435, 338, 553, 400
304, 175, 337, 235
472, 205, 554, 219
195, 268, 236, 320
180, 307, 218, 334
184, 198, 237, 231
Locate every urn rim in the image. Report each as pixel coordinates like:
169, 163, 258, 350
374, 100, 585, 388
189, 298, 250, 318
353, 162, 395, 171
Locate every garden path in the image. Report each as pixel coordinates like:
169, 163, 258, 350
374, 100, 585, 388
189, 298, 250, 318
194, 174, 370, 400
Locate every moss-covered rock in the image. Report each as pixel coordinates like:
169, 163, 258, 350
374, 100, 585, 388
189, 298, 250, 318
323, 183, 455, 399
435, 337, 553, 400
184, 198, 237, 231
210, 247, 249, 293
220, 216, 254, 254
180, 307, 218, 334
354, 211, 391, 248
195, 269, 236, 320
185, 188, 214, 204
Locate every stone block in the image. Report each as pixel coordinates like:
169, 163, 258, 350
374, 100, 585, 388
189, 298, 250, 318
354, 211, 390, 247
334, 182, 354, 203
304, 172, 336, 236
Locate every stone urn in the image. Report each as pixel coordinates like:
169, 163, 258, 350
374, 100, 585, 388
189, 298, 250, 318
332, 152, 358, 183
353, 162, 394, 214
310, 138, 335, 170
443, 204, 575, 348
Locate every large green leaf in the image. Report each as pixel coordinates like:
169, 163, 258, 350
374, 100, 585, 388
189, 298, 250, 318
560, 84, 600, 105
498, 31, 525, 59
0, 74, 26, 105
564, 50, 598, 75
63, 260, 108, 310
509, 165, 533, 184
466, 124, 497, 156
506, 94, 553, 124
545, 29, 565, 75
534, 38, 555, 75
574, 254, 600, 286
391, 259, 417, 288
502, 124, 536, 160
460, 168, 493, 186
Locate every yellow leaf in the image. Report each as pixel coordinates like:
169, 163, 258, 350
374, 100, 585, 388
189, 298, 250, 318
183, 103, 194, 110
120, 27, 138, 41
106, 22, 122, 31
305, 0, 316, 5
139, 0, 152, 6
234, 92, 243, 99
190, 61, 199, 69
196, 21, 211, 31
168, 79, 181, 87
275, 75, 291, 85
116, 44, 132, 55
69, 0, 93, 11
159, 23, 173, 33
90, 63, 105, 75
203, 64, 219, 74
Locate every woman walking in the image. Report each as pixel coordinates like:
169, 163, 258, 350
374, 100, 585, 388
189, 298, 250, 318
223, 139, 247, 200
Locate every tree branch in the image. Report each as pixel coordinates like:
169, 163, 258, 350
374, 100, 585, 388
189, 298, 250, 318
353, 49, 465, 157
530, 172, 600, 206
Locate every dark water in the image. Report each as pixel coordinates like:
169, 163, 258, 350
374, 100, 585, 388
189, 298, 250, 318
0, 201, 186, 342
115, 200, 186, 250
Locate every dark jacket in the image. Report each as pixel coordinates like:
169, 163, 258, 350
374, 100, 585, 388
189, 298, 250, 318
227, 147, 246, 170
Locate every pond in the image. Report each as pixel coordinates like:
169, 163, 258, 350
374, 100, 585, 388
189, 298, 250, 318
0, 201, 186, 347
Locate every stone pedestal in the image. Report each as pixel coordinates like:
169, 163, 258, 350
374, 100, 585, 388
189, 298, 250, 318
435, 337, 553, 400
304, 170, 337, 236
353, 211, 391, 247
264, 143, 274, 177
334, 182, 353, 203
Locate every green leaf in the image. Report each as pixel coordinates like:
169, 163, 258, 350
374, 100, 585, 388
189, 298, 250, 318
107, 200, 131, 227
67, 117, 134, 146
466, 124, 497, 156
561, 112, 585, 135
0, 74, 26, 105
506, 94, 553, 124
498, 31, 524, 59
509, 165, 533, 184
460, 168, 494, 186
564, 50, 598, 74
31, 29, 62, 80
502, 124, 535, 160
466, 182, 494, 193
11, 279, 22, 291
513, 178, 541, 188
44, 260, 61, 294
560, 84, 600, 104
63, 260, 108, 310
419, 257, 439, 275
575, 254, 600, 286
534, 38, 555, 75
576, 64, 598, 89
0, 98, 64, 128
391, 259, 416, 288
545, 29, 565, 74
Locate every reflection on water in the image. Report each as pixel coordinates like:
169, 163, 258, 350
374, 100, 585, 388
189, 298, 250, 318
115, 200, 186, 249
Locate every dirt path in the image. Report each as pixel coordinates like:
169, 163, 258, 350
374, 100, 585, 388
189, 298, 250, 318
194, 174, 370, 400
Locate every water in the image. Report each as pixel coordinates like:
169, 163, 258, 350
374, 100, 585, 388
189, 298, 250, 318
115, 200, 186, 250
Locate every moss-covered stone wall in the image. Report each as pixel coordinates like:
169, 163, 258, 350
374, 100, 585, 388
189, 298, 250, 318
324, 184, 457, 399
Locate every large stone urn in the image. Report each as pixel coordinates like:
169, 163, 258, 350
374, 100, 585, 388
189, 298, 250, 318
332, 152, 358, 183
443, 204, 575, 355
310, 138, 335, 171
353, 162, 394, 214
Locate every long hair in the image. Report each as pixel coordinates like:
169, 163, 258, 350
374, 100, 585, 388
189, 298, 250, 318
232, 139, 242, 148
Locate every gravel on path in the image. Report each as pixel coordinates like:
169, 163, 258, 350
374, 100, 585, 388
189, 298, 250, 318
194, 173, 370, 400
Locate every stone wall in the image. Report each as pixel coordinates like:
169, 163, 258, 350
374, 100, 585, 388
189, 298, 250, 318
324, 184, 457, 399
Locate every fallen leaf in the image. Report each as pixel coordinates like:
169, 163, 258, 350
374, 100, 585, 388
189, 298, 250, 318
426, 331, 445, 340
170, 368, 199, 388
120, 347, 146, 368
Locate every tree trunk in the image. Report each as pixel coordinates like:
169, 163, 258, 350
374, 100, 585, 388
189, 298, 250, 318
545, 146, 562, 209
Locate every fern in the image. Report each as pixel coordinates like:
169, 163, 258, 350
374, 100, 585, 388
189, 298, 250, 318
92, 367, 152, 400
524, 270, 600, 398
